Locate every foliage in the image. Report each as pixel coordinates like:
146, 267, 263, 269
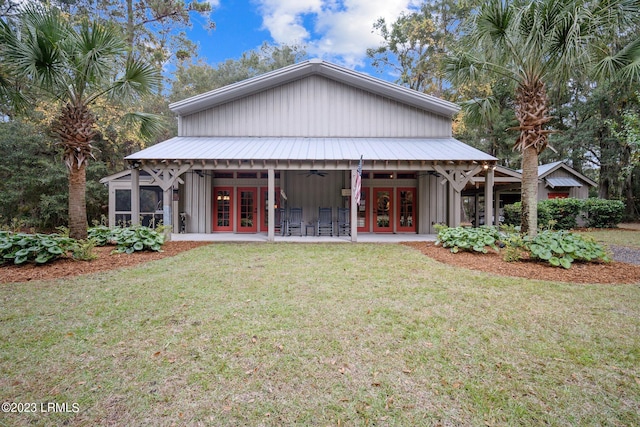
368, 0, 475, 98
438, 225, 611, 269
504, 198, 625, 230
72, 239, 98, 261
170, 42, 306, 103
503, 202, 551, 229
61, 0, 214, 68
0, 231, 75, 265
88, 225, 165, 253
446, 0, 640, 232
0, 4, 162, 240
436, 225, 501, 254
501, 232, 526, 262
582, 198, 626, 228
0, 120, 108, 230
542, 198, 584, 230
524, 230, 610, 269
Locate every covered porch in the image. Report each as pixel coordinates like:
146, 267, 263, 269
115, 137, 497, 241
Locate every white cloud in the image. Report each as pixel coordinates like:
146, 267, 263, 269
256, 0, 421, 69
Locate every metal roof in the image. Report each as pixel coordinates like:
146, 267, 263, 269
169, 59, 461, 118
125, 137, 497, 163
545, 177, 583, 188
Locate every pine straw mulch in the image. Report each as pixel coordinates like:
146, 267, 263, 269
402, 242, 640, 284
0, 241, 211, 284
2, 240, 639, 285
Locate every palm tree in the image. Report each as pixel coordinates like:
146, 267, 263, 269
446, 0, 640, 235
0, 6, 161, 239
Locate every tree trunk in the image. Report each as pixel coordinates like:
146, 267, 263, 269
68, 162, 88, 240
521, 145, 539, 236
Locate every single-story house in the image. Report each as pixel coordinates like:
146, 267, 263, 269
461, 160, 597, 225
102, 59, 499, 241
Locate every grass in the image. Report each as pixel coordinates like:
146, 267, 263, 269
577, 228, 640, 248
1, 243, 639, 426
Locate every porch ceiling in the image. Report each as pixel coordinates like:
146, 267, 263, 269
126, 137, 497, 168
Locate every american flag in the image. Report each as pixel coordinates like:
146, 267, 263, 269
355, 155, 363, 206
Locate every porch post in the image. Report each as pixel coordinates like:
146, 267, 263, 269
448, 172, 461, 227
131, 166, 140, 226
484, 167, 494, 226
162, 170, 172, 239
350, 168, 358, 242
267, 167, 275, 242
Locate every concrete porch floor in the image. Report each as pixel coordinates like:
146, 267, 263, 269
170, 233, 437, 243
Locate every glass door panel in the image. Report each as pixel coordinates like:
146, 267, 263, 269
397, 188, 416, 232
373, 188, 392, 232
356, 187, 369, 232
260, 187, 280, 232
237, 188, 257, 233
213, 187, 233, 231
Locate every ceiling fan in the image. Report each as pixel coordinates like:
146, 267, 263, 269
301, 170, 328, 177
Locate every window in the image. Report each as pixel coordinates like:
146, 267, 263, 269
113, 187, 163, 228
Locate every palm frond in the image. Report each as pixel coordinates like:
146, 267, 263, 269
70, 20, 127, 90
122, 112, 167, 141
102, 58, 161, 104
593, 36, 640, 82
461, 96, 501, 127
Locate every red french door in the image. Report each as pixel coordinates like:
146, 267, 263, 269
397, 187, 416, 232
237, 188, 258, 233
260, 187, 280, 232
213, 187, 233, 231
373, 188, 393, 232
356, 187, 370, 232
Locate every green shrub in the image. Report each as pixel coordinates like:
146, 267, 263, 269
0, 231, 75, 265
543, 198, 583, 230
87, 225, 113, 246
582, 198, 625, 228
88, 225, 165, 254
72, 239, 98, 261
524, 230, 610, 269
436, 226, 501, 254
503, 202, 552, 229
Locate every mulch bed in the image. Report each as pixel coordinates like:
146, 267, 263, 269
402, 241, 640, 284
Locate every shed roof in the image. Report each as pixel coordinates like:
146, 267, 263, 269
516, 161, 597, 187
169, 59, 461, 118
545, 177, 583, 188
125, 137, 497, 163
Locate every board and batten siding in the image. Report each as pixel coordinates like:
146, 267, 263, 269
180, 75, 452, 138
183, 171, 212, 233
538, 169, 589, 199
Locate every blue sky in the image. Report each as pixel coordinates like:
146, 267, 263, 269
186, 0, 422, 79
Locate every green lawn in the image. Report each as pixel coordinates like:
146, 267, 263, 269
1, 243, 639, 426
578, 228, 640, 248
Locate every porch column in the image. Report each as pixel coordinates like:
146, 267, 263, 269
267, 167, 275, 242
495, 191, 501, 227
484, 167, 494, 226
350, 169, 358, 242
162, 170, 172, 238
131, 166, 140, 226
448, 173, 461, 227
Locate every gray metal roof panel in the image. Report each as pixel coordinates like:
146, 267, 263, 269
125, 137, 497, 162
545, 177, 583, 188
169, 60, 460, 118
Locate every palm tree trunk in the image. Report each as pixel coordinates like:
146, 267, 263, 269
521, 145, 539, 236
68, 162, 88, 240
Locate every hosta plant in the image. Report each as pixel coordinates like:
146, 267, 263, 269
0, 231, 76, 265
436, 226, 502, 254
88, 226, 165, 254
524, 230, 610, 269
